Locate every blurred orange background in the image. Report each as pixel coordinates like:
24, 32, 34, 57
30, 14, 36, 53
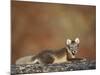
11, 1, 96, 64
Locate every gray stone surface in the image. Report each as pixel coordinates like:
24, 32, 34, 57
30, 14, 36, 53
11, 60, 96, 74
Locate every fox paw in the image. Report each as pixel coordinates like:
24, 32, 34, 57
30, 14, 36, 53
80, 58, 87, 62
67, 61, 72, 63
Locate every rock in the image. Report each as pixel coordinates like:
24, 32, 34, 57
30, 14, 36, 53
11, 60, 96, 74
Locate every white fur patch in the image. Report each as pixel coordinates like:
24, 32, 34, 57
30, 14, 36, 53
16, 55, 35, 64
66, 39, 71, 45
32, 59, 42, 64
53, 55, 67, 63
75, 38, 80, 44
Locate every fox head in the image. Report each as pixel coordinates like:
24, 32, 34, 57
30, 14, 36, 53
66, 38, 80, 55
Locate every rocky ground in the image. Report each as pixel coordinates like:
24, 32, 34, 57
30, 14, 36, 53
11, 60, 96, 75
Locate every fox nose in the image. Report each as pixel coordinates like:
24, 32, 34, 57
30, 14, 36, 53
73, 50, 77, 54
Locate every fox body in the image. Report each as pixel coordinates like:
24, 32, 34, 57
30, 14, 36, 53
16, 38, 84, 64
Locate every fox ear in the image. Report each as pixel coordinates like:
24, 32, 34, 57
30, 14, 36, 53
66, 39, 71, 45
75, 38, 80, 44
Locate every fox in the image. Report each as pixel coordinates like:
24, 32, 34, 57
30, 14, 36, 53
16, 38, 86, 64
